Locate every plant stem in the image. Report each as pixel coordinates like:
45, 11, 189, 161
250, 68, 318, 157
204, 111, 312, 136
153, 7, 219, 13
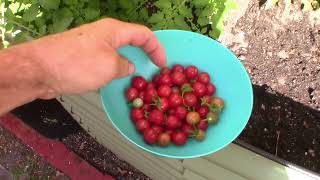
7, 19, 40, 36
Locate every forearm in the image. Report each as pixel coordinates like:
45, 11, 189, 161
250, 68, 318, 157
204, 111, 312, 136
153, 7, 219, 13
0, 43, 47, 115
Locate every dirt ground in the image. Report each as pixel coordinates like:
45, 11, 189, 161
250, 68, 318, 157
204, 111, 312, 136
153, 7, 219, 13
0, 125, 69, 180
229, 1, 320, 173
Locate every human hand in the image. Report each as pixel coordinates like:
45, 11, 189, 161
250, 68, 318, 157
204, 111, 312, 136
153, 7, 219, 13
29, 18, 166, 99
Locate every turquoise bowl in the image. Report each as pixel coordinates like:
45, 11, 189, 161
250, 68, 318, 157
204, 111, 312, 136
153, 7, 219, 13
100, 30, 253, 159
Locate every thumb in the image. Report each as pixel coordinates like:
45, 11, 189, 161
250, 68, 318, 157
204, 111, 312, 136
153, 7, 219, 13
114, 54, 135, 79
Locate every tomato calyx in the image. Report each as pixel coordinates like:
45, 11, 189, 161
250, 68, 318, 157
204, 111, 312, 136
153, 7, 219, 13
181, 83, 193, 97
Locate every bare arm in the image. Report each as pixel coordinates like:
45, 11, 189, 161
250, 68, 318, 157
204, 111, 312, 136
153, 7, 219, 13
0, 18, 166, 115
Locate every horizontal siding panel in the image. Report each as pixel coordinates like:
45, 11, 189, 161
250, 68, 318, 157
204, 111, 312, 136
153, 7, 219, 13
60, 96, 183, 180
183, 158, 247, 180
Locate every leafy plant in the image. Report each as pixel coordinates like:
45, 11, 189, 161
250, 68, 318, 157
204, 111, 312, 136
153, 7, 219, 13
1, 0, 238, 47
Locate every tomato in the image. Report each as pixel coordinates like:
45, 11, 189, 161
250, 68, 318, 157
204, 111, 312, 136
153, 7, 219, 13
183, 92, 198, 107
132, 76, 147, 91
198, 120, 208, 131
132, 98, 143, 108
197, 72, 210, 84
125, 87, 138, 101
139, 91, 146, 101
184, 65, 198, 79
160, 67, 171, 75
131, 108, 144, 123
168, 108, 176, 115
171, 71, 187, 86
195, 130, 205, 141
135, 119, 150, 133
171, 86, 181, 94
158, 133, 171, 147
172, 64, 184, 73
206, 83, 216, 96
192, 82, 207, 97
210, 97, 224, 109
159, 98, 169, 112
175, 106, 187, 119
142, 104, 152, 112
182, 124, 194, 136
197, 106, 209, 118
143, 128, 158, 144
201, 95, 211, 105
157, 85, 172, 97
146, 82, 156, 90
151, 126, 164, 136
152, 74, 161, 84
207, 112, 219, 124
172, 132, 187, 146
148, 109, 164, 125
166, 129, 174, 137
166, 115, 182, 129
159, 74, 172, 86
186, 112, 200, 125
169, 93, 183, 107
145, 88, 158, 103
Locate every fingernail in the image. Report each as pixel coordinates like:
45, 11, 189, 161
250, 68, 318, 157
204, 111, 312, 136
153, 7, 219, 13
128, 62, 135, 74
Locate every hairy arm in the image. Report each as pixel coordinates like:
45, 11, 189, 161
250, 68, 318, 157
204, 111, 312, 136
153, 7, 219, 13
0, 18, 166, 115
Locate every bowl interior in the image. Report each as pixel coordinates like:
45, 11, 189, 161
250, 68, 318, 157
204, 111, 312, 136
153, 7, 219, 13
100, 30, 253, 159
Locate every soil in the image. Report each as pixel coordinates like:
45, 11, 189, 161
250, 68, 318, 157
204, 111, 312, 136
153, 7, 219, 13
11, 99, 151, 180
228, 1, 320, 173
0, 125, 69, 180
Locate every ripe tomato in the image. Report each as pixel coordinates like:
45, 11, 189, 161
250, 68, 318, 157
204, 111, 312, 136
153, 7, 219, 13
157, 85, 172, 97
168, 108, 176, 115
172, 132, 187, 146
148, 109, 164, 125
195, 130, 205, 141
182, 124, 194, 136
169, 93, 183, 107
135, 119, 150, 133
143, 128, 158, 144
131, 108, 144, 123
125, 87, 139, 101
132, 76, 147, 91
145, 88, 158, 103
159, 74, 172, 86
139, 91, 146, 101
197, 72, 210, 84
197, 106, 209, 118
183, 92, 198, 107
152, 74, 161, 84
184, 65, 198, 79
192, 82, 207, 97
186, 112, 200, 125
158, 133, 171, 147
146, 82, 156, 90
172, 64, 184, 72
160, 67, 171, 75
159, 98, 169, 112
166, 115, 182, 129
151, 126, 164, 136
175, 106, 187, 119
171, 71, 187, 86
198, 120, 208, 131
206, 83, 216, 96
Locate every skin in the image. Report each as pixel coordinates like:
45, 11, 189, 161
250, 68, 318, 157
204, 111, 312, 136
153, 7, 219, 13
0, 18, 166, 115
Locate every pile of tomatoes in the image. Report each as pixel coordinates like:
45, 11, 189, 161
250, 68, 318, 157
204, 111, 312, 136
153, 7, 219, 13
125, 64, 224, 147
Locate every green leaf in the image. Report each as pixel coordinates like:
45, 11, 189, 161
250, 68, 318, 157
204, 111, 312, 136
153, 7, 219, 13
87, 0, 100, 9
139, 8, 149, 20
84, 8, 100, 21
35, 17, 46, 28
22, 4, 39, 22
13, 32, 32, 44
49, 7, 73, 33
148, 13, 164, 24
155, 0, 172, 9
62, 0, 77, 6
201, 27, 207, 34
118, 0, 135, 9
197, 16, 208, 26
5, 23, 14, 32
38, 25, 47, 35
192, 0, 208, 7
199, 6, 215, 17
179, 5, 192, 18
39, 0, 60, 10
174, 15, 189, 30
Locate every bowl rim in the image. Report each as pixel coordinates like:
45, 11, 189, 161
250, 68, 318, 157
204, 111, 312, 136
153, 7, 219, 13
99, 29, 254, 159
